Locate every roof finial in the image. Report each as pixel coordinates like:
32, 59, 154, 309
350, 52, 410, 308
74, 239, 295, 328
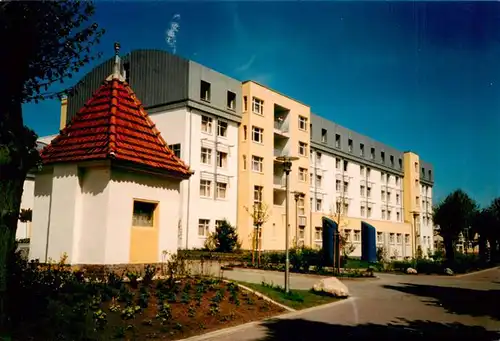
112, 42, 122, 79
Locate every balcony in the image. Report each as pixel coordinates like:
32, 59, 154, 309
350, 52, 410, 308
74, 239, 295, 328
273, 174, 286, 189
274, 119, 289, 135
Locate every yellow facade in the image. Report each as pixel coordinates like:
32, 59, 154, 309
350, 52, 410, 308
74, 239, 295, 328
60, 96, 68, 130
237, 81, 311, 250
403, 152, 421, 256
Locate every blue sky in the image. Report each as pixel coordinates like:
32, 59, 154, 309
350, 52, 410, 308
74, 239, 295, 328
23, 1, 500, 207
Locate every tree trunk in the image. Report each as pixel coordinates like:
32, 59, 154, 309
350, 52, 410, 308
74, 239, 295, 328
0, 176, 25, 334
443, 238, 455, 264
0, 99, 36, 334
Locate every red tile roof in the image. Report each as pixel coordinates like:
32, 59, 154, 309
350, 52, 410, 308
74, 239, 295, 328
41, 78, 192, 179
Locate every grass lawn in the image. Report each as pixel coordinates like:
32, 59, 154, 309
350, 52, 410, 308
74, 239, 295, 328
235, 281, 343, 310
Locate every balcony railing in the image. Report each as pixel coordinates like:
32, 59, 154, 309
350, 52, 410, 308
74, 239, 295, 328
274, 119, 289, 133
273, 175, 285, 187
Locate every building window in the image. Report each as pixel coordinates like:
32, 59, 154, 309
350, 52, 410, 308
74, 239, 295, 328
298, 226, 305, 244
354, 230, 361, 242
298, 116, 308, 130
243, 96, 248, 111
360, 166, 365, 176
198, 219, 210, 237
360, 205, 366, 217
387, 191, 391, 202
201, 115, 213, 134
215, 220, 224, 230
200, 179, 211, 197
335, 158, 340, 169
405, 234, 410, 244
381, 190, 386, 201
254, 186, 263, 204
399, 158, 403, 169
343, 181, 349, 193
227, 91, 236, 110
428, 170, 432, 179
344, 229, 352, 242
315, 227, 322, 241
396, 233, 402, 244
321, 129, 327, 143
381, 151, 385, 163
377, 232, 383, 243
298, 197, 305, 215
316, 152, 322, 165
132, 201, 157, 227
309, 173, 313, 185
316, 175, 322, 188
168, 143, 181, 158
242, 155, 247, 170
395, 176, 400, 186
360, 185, 365, 197
390, 155, 394, 167
367, 168, 371, 178
218, 120, 228, 137
243, 125, 247, 140
252, 126, 264, 143
397, 211, 400, 221
348, 139, 353, 153
367, 207, 372, 218
367, 187, 372, 198
200, 81, 211, 101
414, 162, 418, 172
299, 142, 308, 156
216, 182, 227, 199
381, 172, 385, 182
343, 203, 349, 215
343, 160, 348, 172
381, 209, 386, 219
336, 180, 341, 192
388, 210, 392, 220
316, 199, 322, 212
335, 134, 341, 148
370, 148, 375, 160
360, 143, 365, 157
299, 167, 307, 182
251, 155, 263, 172
252, 97, 264, 115
389, 233, 395, 244
201, 147, 212, 165
217, 151, 228, 168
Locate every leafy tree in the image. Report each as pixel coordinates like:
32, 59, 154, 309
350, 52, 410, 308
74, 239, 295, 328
488, 198, 500, 262
471, 208, 495, 261
432, 189, 477, 263
207, 220, 241, 253
0, 0, 104, 331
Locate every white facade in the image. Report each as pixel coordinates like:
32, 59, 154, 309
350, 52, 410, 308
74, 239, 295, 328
419, 183, 434, 256
309, 150, 404, 221
150, 107, 239, 250
17, 134, 58, 240
30, 164, 182, 264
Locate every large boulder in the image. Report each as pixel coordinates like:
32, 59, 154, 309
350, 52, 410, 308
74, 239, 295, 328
312, 277, 349, 298
406, 267, 418, 274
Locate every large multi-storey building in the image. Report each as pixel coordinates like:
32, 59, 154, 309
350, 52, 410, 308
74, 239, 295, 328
22, 49, 434, 259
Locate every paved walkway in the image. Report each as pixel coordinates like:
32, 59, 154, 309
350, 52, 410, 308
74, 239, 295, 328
191, 267, 500, 341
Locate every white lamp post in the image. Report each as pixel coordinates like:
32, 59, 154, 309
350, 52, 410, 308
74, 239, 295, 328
276, 155, 299, 293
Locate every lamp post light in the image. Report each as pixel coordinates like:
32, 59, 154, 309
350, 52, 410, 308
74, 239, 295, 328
276, 155, 299, 293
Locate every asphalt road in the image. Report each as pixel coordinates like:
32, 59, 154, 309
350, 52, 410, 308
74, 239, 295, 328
196, 267, 500, 341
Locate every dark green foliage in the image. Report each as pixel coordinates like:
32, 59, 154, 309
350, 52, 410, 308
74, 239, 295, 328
433, 189, 478, 262
208, 219, 241, 253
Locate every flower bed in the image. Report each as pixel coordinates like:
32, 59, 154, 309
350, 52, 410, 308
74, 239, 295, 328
9, 253, 284, 340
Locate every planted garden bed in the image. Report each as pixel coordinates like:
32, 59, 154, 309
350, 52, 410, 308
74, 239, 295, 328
11, 260, 285, 340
